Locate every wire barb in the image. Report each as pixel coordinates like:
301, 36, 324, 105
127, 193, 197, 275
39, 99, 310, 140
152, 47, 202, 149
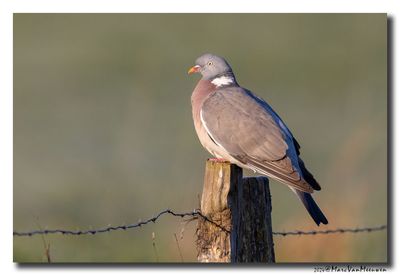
272, 225, 387, 236
13, 208, 387, 238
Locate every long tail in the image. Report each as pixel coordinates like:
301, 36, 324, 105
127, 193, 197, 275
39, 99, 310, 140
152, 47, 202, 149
295, 190, 328, 226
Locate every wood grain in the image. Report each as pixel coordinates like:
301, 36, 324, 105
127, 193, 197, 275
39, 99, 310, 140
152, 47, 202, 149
197, 159, 275, 263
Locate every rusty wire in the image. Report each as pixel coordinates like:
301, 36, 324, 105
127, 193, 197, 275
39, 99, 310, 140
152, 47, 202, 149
13, 208, 386, 237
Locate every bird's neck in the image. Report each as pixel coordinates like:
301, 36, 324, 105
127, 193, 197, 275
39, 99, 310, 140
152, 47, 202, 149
210, 72, 238, 88
191, 79, 216, 106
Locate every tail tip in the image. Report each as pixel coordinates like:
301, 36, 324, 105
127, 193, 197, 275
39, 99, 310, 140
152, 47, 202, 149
316, 216, 329, 226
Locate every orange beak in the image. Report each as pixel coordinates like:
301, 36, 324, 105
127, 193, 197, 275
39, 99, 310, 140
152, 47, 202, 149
188, 65, 201, 74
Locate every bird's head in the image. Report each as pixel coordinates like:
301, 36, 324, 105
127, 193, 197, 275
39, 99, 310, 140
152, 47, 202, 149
188, 53, 235, 81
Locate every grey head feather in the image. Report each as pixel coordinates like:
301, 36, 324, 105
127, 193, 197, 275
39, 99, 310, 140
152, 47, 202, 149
195, 53, 236, 81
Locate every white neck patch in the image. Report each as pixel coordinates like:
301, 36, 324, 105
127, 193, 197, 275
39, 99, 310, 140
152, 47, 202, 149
211, 76, 235, 87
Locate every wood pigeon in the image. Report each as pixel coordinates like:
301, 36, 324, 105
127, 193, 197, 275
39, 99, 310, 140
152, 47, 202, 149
188, 53, 328, 225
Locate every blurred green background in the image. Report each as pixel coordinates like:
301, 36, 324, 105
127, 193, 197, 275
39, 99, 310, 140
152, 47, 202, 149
13, 14, 387, 263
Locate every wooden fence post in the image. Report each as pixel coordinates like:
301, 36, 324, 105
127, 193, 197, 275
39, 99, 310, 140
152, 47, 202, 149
196, 159, 275, 263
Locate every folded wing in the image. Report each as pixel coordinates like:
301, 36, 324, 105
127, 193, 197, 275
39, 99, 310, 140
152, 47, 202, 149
200, 87, 314, 193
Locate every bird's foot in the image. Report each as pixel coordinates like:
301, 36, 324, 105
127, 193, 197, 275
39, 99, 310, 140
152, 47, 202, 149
208, 158, 229, 163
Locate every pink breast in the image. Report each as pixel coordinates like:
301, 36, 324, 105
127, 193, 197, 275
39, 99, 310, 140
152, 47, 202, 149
191, 79, 216, 123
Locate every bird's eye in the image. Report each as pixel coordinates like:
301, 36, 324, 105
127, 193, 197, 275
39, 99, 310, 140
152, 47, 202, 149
207, 61, 213, 66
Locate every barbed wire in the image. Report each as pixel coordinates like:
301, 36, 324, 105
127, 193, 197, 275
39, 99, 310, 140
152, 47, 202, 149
272, 225, 387, 236
13, 209, 227, 237
13, 208, 386, 237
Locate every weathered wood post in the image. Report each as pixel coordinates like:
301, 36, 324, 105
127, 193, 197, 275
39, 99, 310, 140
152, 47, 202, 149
196, 159, 275, 263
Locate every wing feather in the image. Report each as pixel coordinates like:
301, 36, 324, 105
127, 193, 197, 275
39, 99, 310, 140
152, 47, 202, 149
201, 87, 314, 193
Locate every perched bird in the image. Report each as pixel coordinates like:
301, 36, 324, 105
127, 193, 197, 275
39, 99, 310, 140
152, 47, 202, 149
188, 53, 328, 225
